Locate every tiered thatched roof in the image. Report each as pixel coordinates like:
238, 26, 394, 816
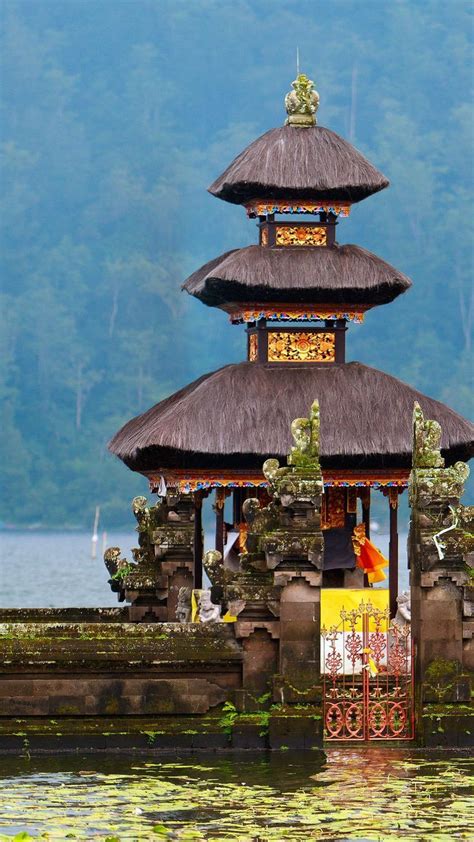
109, 362, 474, 472
183, 244, 412, 308
208, 126, 389, 205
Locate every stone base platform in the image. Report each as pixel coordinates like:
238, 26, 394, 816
0, 710, 324, 755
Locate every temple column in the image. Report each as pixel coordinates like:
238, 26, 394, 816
193, 491, 204, 589
232, 488, 242, 529
388, 488, 399, 618
214, 488, 225, 555
409, 403, 472, 719
361, 487, 371, 539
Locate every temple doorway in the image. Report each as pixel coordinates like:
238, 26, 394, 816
321, 590, 414, 741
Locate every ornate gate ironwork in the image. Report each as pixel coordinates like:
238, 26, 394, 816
321, 599, 414, 741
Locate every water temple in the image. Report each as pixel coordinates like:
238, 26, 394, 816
1, 74, 473, 754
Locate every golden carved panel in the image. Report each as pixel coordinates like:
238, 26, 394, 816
248, 333, 258, 361
260, 226, 268, 246
321, 488, 346, 529
267, 331, 335, 362
275, 225, 327, 246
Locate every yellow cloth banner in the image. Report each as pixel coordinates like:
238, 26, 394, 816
191, 589, 202, 623
321, 589, 389, 632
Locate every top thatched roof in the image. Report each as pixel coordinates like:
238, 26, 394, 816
182, 243, 412, 307
208, 126, 389, 206
109, 362, 474, 472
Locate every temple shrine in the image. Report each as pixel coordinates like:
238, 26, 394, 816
0, 74, 472, 752
109, 73, 473, 620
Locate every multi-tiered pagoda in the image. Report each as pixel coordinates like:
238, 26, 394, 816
109, 74, 473, 617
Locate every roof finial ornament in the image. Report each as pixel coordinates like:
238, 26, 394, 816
285, 70, 319, 128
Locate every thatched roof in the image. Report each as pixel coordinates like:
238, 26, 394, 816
109, 362, 474, 472
182, 244, 412, 307
208, 126, 389, 206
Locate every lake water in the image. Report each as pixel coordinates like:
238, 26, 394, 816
0, 749, 471, 840
0, 531, 409, 607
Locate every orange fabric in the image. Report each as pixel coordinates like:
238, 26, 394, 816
352, 523, 388, 582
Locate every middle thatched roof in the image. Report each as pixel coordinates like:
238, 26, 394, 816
182, 243, 412, 308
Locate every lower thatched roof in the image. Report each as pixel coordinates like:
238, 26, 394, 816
208, 126, 389, 205
109, 362, 474, 472
182, 244, 411, 307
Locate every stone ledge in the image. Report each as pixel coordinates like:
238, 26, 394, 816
0, 713, 325, 755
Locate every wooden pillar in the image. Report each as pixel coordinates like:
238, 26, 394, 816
233, 488, 242, 529
215, 488, 225, 556
388, 488, 399, 618
193, 491, 203, 589
361, 487, 370, 539
360, 487, 371, 588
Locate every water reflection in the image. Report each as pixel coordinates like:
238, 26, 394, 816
0, 749, 471, 840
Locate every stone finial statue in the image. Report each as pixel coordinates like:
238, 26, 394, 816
131, 495, 151, 530
198, 590, 222, 623
285, 73, 320, 127
175, 587, 192, 623
394, 590, 411, 627
103, 546, 133, 595
203, 549, 235, 588
288, 400, 320, 467
413, 402, 444, 468
242, 498, 278, 539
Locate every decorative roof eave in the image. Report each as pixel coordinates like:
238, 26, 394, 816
146, 468, 410, 495
245, 200, 351, 218
225, 303, 371, 324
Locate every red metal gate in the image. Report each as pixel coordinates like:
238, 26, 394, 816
321, 600, 414, 741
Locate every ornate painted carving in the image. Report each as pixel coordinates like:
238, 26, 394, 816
321, 488, 346, 529
248, 333, 258, 361
275, 225, 327, 246
246, 200, 351, 217
148, 470, 409, 494
230, 307, 365, 324
285, 73, 319, 127
267, 331, 335, 362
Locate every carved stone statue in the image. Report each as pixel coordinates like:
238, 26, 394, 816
131, 496, 151, 530
198, 590, 222, 623
288, 400, 320, 467
203, 549, 234, 588
285, 73, 320, 127
242, 499, 278, 542
175, 587, 192, 623
103, 546, 133, 595
413, 402, 444, 468
394, 590, 411, 627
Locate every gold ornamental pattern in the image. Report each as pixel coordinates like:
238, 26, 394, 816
267, 331, 335, 362
248, 333, 258, 361
275, 225, 327, 246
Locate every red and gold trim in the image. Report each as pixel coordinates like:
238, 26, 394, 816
228, 304, 368, 324
147, 469, 409, 494
246, 200, 351, 218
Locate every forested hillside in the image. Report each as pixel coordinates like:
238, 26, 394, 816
1, 0, 472, 527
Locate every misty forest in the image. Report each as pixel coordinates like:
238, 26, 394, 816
1, 0, 472, 528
